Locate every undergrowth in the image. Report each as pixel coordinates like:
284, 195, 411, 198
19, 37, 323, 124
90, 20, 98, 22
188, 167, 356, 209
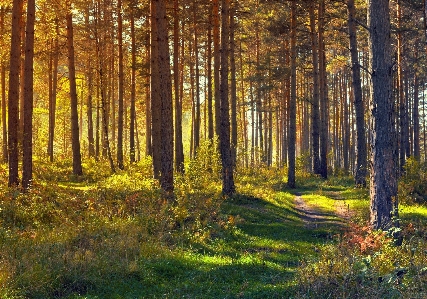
1, 150, 427, 298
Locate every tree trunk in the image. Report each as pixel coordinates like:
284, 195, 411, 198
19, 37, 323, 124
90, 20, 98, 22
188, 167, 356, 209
173, 0, 184, 172
309, 2, 320, 175
347, 0, 367, 186
151, 0, 161, 179
413, 58, 420, 160
219, 0, 235, 195
1, 7, 7, 163
66, 3, 83, 176
154, 0, 174, 193
368, 0, 398, 230
213, 0, 221, 136
8, 0, 24, 186
130, 7, 136, 164
117, 0, 124, 170
207, 10, 214, 141
193, 1, 200, 154
288, 0, 297, 188
230, 3, 237, 167
318, 0, 328, 179
22, 0, 35, 190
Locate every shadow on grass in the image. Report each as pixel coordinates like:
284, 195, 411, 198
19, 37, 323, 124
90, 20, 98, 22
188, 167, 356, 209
63, 191, 340, 299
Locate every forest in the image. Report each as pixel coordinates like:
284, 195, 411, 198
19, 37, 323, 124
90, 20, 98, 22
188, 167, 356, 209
1, 0, 427, 297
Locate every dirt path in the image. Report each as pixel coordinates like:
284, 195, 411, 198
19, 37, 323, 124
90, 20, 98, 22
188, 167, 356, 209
294, 194, 352, 229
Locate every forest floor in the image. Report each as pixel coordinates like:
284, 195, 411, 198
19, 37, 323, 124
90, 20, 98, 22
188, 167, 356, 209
1, 161, 427, 298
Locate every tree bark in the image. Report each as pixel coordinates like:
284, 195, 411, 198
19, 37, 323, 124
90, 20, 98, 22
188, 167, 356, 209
368, 0, 398, 230
130, 6, 136, 163
213, 0, 221, 137
1, 7, 7, 163
309, 2, 320, 175
219, 0, 235, 195
154, 0, 174, 193
8, 0, 24, 186
117, 0, 124, 170
173, 0, 184, 172
230, 3, 237, 168
318, 0, 328, 179
288, 0, 297, 188
66, 2, 83, 176
22, 0, 35, 190
347, 0, 367, 186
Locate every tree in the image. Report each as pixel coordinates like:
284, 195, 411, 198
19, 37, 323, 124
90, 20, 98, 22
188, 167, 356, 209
1, 6, 7, 163
287, 0, 297, 189
368, 0, 397, 230
347, 0, 366, 187
152, 0, 174, 193
22, 0, 35, 190
66, 0, 83, 176
117, 0, 124, 170
308, 1, 320, 175
219, 0, 235, 195
8, 0, 24, 187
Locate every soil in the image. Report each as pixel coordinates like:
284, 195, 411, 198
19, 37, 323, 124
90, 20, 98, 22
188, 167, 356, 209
294, 193, 352, 229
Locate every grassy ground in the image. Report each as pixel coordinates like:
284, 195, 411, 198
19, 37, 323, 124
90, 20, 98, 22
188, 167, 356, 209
1, 158, 427, 298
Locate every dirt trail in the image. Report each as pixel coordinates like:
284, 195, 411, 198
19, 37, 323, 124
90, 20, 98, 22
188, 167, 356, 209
294, 194, 352, 229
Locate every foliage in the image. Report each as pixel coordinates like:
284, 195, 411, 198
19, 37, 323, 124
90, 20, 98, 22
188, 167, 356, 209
296, 221, 427, 299
399, 157, 427, 204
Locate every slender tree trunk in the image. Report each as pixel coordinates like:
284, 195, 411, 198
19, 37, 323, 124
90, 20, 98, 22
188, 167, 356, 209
318, 0, 328, 179
368, 0, 398, 230
145, 32, 152, 157
230, 3, 237, 167
213, 0, 221, 136
66, 2, 83, 176
288, 0, 297, 188
220, 0, 235, 195
130, 7, 136, 163
413, 59, 420, 160
397, 0, 406, 172
309, 2, 320, 175
1, 7, 7, 163
8, 0, 24, 186
207, 10, 214, 141
193, 1, 200, 154
151, 0, 161, 178
348, 0, 366, 186
117, 0, 124, 170
84, 10, 94, 159
174, 0, 184, 171
22, 0, 35, 190
154, 0, 174, 193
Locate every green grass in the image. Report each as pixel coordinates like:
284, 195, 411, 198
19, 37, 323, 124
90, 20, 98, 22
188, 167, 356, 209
3, 158, 427, 298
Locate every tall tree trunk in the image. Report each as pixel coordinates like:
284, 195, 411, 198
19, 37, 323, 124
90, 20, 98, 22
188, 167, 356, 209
130, 7, 136, 163
1, 7, 7, 163
22, 0, 35, 190
173, 0, 184, 171
288, 0, 297, 188
66, 2, 83, 176
8, 0, 24, 186
368, 0, 397, 230
230, 3, 237, 167
145, 32, 152, 157
207, 10, 214, 141
413, 57, 420, 160
84, 10, 94, 159
219, 0, 235, 195
347, 0, 367, 186
397, 0, 406, 172
213, 0, 221, 136
193, 1, 200, 154
154, 0, 174, 193
117, 0, 124, 170
151, 0, 161, 178
309, 2, 320, 175
318, 0, 328, 179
